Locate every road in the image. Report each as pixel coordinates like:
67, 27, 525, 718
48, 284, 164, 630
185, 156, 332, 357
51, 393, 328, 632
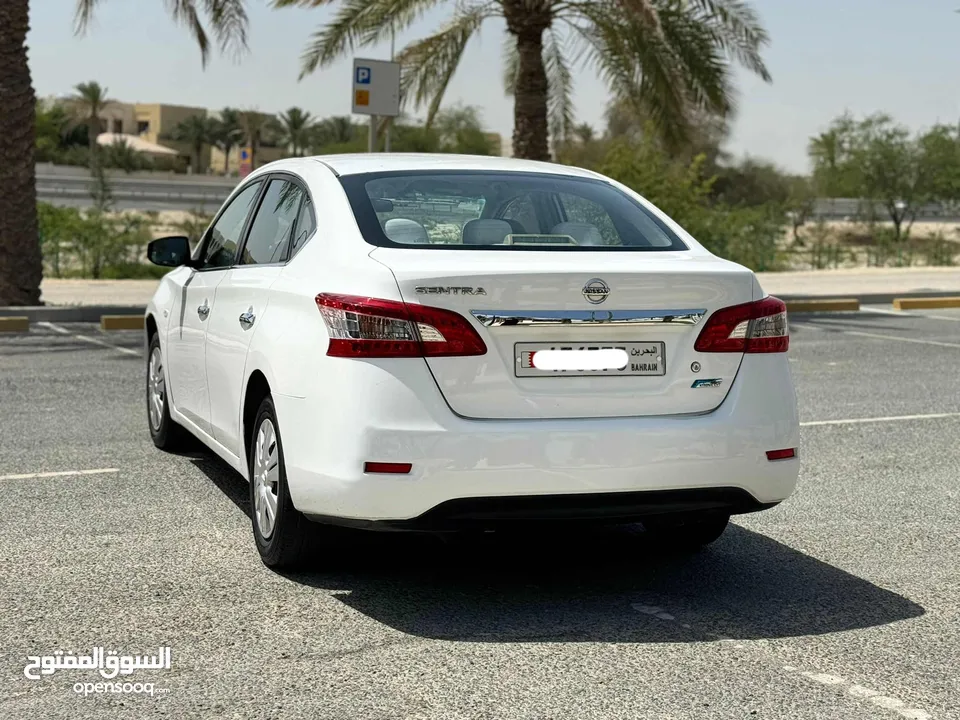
1, 309, 958, 719
36, 165, 235, 212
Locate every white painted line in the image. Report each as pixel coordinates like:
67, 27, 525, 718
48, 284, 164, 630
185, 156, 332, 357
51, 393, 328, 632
38, 321, 141, 357
844, 329, 960, 349
802, 412, 960, 427
0, 468, 119, 481
860, 307, 905, 316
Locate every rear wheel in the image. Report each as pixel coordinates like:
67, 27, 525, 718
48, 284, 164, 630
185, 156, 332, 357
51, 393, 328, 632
645, 513, 730, 549
249, 396, 317, 568
147, 334, 190, 450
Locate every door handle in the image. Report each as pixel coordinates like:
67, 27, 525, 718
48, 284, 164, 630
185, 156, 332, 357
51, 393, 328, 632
197, 303, 210, 318
239, 311, 256, 327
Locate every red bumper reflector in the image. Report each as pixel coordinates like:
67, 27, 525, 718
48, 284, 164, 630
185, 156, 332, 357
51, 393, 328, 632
363, 462, 412, 474
766, 448, 796, 461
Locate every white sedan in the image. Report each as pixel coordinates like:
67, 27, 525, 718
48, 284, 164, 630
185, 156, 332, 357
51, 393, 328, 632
145, 154, 799, 567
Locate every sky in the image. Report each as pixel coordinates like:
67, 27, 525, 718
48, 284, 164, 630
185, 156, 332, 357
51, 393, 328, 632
28, 0, 960, 173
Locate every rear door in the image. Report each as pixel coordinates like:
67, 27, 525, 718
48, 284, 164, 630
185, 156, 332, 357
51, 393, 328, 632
374, 248, 754, 419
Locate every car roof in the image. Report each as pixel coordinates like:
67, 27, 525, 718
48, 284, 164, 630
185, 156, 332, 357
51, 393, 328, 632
263, 153, 603, 179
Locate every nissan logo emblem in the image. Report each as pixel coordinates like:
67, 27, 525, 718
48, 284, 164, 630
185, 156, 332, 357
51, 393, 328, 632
582, 278, 610, 305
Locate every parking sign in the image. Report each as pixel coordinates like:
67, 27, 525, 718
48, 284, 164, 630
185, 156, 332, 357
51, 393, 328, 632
351, 58, 400, 117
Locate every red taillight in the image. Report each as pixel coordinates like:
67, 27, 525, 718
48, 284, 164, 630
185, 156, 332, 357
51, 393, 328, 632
315, 293, 487, 358
694, 296, 789, 354
766, 448, 796, 461
364, 462, 412, 474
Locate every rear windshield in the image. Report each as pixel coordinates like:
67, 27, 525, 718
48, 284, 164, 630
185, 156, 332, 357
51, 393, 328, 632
339, 171, 688, 251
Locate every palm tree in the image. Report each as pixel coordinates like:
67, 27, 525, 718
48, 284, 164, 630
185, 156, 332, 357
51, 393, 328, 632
0, 0, 249, 306
64, 81, 116, 166
239, 110, 269, 170
276, 107, 315, 156
171, 114, 215, 174
274, 0, 770, 162
211, 107, 244, 174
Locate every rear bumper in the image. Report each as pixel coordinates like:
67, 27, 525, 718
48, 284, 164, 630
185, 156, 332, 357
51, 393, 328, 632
275, 354, 800, 523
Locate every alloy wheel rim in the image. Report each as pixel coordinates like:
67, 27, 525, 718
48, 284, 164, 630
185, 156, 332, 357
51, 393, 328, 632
148, 347, 165, 431
253, 418, 280, 539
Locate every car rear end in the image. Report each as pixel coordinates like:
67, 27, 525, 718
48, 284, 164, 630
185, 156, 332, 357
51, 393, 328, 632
278, 161, 799, 528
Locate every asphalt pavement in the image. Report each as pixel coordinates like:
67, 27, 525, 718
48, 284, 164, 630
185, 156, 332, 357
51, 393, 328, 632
1, 310, 958, 720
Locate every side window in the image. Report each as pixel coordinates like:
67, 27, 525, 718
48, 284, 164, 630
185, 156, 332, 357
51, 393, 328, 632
290, 195, 316, 256
198, 181, 262, 269
557, 192, 620, 245
500, 194, 539, 234
240, 179, 305, 265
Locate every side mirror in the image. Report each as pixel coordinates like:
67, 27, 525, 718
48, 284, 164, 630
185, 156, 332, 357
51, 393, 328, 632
147, 236, 192, 267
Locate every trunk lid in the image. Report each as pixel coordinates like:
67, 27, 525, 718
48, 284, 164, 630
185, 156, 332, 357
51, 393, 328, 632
372, 248, 756, 420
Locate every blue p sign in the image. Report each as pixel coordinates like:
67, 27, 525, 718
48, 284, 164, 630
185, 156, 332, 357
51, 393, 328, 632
356, 66, 371, 84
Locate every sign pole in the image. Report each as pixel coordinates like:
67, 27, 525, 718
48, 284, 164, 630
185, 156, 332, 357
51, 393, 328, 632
368, 115, 377, 153
384, 27, 395, 153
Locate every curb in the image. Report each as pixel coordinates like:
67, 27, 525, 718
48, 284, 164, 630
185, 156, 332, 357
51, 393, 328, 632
785, 298, 859, 313
0, 316, 29, 332
777, 290, 960, 305
892, 296, 960, 310
0, 306, 145, 323
101, 315, 146, 331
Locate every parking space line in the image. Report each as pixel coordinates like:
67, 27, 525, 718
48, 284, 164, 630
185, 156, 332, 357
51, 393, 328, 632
863, 306, 960, 322
0, 468, 120, 481
37, 321, 141, 357
801, 412, 960, 427
843, 330, 960, 349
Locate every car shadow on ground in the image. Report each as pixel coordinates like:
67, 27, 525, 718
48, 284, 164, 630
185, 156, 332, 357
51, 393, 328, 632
191, 453, 924, 645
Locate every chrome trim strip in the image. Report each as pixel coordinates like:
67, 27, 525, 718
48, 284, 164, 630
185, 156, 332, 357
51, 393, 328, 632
471, 309, 707, 328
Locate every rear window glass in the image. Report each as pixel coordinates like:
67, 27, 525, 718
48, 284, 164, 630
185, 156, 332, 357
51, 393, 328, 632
339, 171, 686, 251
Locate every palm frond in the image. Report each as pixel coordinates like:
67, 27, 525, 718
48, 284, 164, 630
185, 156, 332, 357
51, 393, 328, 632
543, 28, 575, 145
684, 0, 771, 81
395, 3, 495, 127
203, 0, 250, 59
502, 37, 518, 96
289, 0, 445, 78
75, 0, 250, 66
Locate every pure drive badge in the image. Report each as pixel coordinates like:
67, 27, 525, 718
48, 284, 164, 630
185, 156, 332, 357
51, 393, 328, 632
414, 287, 487, 295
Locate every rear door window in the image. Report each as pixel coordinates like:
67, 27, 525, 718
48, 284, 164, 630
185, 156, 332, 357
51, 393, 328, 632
240, 179, 304, 265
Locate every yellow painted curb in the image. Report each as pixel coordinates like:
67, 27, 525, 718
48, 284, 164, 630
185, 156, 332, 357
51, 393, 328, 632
785, 299, 860, 313
893, 297, 960, 310
0, 316, 29, 332
100, 315, 145, 331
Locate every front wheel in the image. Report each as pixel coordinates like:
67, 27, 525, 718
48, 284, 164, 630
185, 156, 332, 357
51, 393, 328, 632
147, 334, 190, 451
249, 396, 318, 569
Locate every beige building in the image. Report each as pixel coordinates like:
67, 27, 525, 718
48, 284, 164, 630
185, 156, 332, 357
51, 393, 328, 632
134, 103, 210, 172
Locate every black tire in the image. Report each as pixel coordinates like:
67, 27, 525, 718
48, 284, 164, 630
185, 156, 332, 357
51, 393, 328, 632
645, 513, 730, 549
146, 333, 190, 451
249, 396, 317, 569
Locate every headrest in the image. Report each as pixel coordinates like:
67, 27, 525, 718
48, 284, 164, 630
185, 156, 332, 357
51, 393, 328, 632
384, 218, 429, 244
462, 219, 512, 245
550, 221, 604, 246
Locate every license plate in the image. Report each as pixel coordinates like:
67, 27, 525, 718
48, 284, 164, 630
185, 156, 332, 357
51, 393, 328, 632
514, 342, 665, 377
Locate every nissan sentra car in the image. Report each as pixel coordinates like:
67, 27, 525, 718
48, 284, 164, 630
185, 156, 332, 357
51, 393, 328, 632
144, 154, 800, 568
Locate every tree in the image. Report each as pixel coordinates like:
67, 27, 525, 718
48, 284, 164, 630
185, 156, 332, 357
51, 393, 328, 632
809, 114, 960, 242
171, 114, 215, 173
432, 105, 494, 155
211, 108, 244, 174
64, 81, 116, 167
274, 0, 771, 162
239, 111, 269, 170
276, 107, 316, 156
0, 0, 250, 306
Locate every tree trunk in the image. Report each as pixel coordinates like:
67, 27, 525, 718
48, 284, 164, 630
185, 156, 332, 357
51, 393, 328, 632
503, 1, 550, 161
0, 0, 43, 305
223, 143, 232, 174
